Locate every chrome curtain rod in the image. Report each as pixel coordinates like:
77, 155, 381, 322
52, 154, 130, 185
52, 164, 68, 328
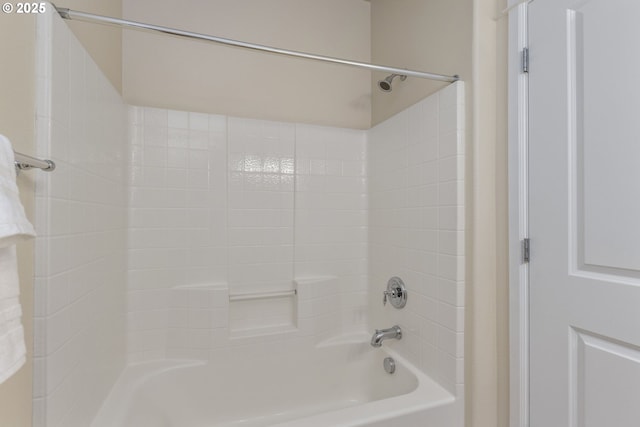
54, 6, 459, 83
14, 152, 56, 172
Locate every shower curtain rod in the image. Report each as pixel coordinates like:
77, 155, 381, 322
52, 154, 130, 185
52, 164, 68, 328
54, 5, 459, 83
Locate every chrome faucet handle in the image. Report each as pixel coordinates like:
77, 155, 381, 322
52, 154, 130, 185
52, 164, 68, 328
383, 277, 407, 309
382, 288, 397, 306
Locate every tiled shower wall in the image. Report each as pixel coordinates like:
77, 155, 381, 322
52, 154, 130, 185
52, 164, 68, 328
126, 108, 229, 360
33, 10, 127, 427
369, 82, 465, 396
127, 108, 368, 361
294, 125, 369, 334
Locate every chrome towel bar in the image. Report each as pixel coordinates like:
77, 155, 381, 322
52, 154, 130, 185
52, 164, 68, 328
14, 152, 56, 172
229, 289, 297, 302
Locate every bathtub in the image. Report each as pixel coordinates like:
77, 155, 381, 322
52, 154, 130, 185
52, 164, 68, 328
91, 335, 458, 427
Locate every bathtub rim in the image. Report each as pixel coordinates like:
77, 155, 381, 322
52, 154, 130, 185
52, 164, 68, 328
90, 337, 455, 427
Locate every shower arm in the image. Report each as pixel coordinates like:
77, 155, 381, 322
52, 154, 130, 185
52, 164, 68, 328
53, 5, 459, 84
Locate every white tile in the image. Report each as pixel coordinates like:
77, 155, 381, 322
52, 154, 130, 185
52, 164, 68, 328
439, 130, 459, 159
144, 126, 168, 147
143, 107, 168, 128
208, 114, 227, 133
438, 155, 460, 182
439, 231, 464, 256
437, 302, 465, 332
438, 81, 463, 111
189, 112, 209, 131
437, 325, 463, 357
437, 349, 458, 385
168, 110, 189, 129
33, 398, 46, 426
438, 206, 465, 231
168, 128, 189, 148
143, 146, 167, 167
189, 130, 209, 150
420, 342, 438, 375
438, 254, 464, 282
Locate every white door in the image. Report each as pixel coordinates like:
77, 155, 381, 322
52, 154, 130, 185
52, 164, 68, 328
529, 0, 640, 426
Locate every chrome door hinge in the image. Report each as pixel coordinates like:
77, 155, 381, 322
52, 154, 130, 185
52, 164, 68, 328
521, 47, 529, 73
522, 238, 530, 263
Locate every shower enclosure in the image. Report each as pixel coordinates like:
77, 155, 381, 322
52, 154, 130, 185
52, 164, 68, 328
32, 5, 465, 426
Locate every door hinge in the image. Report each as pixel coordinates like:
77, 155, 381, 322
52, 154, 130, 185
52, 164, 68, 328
521, 47, 529, 73
522, 238, 530, 263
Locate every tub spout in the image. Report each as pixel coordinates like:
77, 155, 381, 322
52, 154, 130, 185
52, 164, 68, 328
370, 325, 402, 347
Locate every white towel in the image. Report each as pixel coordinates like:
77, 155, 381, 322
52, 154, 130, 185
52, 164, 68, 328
0, 134, 35, 384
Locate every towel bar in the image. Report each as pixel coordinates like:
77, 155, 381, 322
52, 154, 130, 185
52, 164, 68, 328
229, 289, 297, 302
14, 152, 55, 172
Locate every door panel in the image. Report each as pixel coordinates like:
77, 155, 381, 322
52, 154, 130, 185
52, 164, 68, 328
572, 329, 640, 427
529, 0, 640, 426
570, 0, 640, 273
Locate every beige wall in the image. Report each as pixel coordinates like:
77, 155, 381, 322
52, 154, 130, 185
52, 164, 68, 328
122, 0, 371, 129
0, 12, 36, 427
468, 0, 510, 425
63, 0, 123, 92
370, 0, 473, 125
495, 3, 509, 425
468, 0, 509, 426
469, 0, 500, 425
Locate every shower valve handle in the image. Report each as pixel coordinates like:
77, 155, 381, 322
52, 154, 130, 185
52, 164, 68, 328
383, 277, 408, 309
383, 289, 397, 306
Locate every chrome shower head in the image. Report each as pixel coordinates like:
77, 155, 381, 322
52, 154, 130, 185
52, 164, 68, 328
378, 74, 407, 92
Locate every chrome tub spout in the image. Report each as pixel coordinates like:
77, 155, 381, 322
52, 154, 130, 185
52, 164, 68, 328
370, 325, 402, 347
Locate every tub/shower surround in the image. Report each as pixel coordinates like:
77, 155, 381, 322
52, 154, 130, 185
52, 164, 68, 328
95, 277, 460, 426
369, 83, 466, 397
34, 7, 465, 427
114, 80, 465, 426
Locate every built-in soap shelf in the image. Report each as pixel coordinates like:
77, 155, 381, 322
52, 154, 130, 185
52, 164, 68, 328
167, 277, 342, 341
226, 276, 340, 339
166, 277, 342, 343
228, 285, 298, 338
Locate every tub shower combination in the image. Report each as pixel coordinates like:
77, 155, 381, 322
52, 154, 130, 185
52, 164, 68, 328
92, 332, 455, 427
33, 4, 465, 427
91, 280, 457, 427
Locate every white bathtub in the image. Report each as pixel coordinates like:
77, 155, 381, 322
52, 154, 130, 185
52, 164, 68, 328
91, 336, 458, 427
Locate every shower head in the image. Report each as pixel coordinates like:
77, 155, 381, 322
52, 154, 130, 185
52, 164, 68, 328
378, 74, 407, 92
